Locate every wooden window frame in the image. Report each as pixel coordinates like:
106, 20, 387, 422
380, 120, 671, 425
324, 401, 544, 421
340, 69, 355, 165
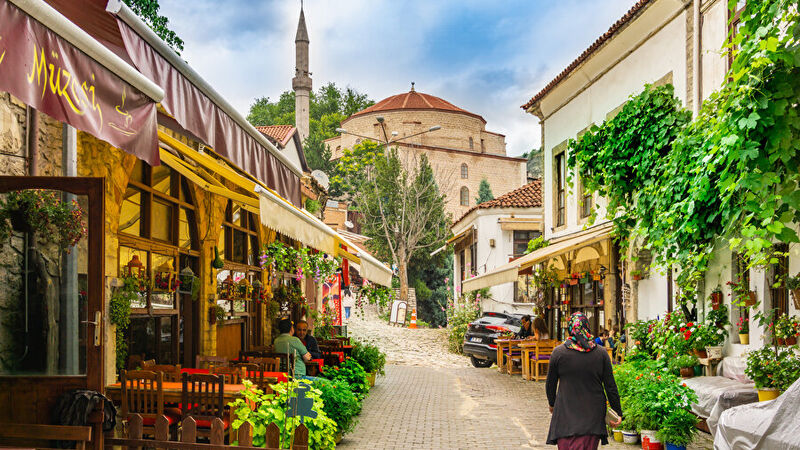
460, 186, 469, 206
555, 152, 566, 227
461, 163, 468, 179
579, 176, 592, 219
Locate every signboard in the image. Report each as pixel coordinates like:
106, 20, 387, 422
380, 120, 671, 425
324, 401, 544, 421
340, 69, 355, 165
0, 2, 158, 164
389, 300, 408, 326
322, 274, 343, 326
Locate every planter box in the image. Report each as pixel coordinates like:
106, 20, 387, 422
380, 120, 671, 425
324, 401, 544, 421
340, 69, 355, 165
706, 345, 723, 359
757, 388, 780, 402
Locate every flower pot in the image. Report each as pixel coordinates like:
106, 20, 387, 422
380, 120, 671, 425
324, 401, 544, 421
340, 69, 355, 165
640, 430, 656, 449
693, 348, 708, 359
367, 372, 376, 387
710, 292, 722, 310
622, 430, 639, 444
787, 336, 797, 345
633, 274, 643, 281
680, 367, 694, 378
665, 444, 686, 450
706, 346, 723, 359
745, 291, 757, 306
739, 333, 750, 345
777, 338, 786, 346
613, 429, 624, 443
757, 388, 780, 402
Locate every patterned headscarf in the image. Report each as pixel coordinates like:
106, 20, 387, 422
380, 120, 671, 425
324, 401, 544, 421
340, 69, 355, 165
565, 312, 597, 352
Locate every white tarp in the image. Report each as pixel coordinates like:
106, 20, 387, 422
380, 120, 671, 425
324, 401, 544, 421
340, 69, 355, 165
714, 377, 800, 449
683, 376, 757, 435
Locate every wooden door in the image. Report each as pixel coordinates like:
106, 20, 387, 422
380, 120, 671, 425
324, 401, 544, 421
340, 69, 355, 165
0, 177, 105, 449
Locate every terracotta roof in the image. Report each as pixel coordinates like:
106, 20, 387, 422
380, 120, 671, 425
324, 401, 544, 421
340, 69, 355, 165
256, 125, 296, 148
346, 89, 486, 124
453, 179, 543, 227
521, 0, 653, 111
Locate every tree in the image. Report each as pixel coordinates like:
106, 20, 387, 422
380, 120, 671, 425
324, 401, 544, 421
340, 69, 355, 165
338, 142, 451, 303
247, 83, 373, 174
124, 0, 184, 54
475, 179, 494, 204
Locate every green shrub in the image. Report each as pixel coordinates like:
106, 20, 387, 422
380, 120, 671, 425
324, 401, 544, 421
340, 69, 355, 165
351, 340, 387, 375
230, 380, 337, 450
320, 358, 370, 399
314, 378, 361, 435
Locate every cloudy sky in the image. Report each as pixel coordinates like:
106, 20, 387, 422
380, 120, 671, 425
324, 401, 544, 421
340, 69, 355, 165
160, 0, 637, 157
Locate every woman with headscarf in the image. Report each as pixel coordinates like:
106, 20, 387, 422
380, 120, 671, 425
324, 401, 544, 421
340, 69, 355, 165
546, 312, 622, 449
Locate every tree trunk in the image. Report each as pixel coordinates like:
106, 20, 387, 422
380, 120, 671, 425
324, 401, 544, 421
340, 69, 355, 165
398, 246, 409, 302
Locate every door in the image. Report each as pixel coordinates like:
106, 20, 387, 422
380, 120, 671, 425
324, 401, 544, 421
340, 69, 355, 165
0, 177, 105, 448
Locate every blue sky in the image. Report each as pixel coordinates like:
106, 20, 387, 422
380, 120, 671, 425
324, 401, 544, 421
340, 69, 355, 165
160, 0, 637, 156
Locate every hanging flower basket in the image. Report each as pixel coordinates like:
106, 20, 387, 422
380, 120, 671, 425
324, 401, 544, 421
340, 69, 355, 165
178, 267, 195, 295
0, 190, 87, 250
745, 291, 757, 307
568, 278, 578, 285
710, 292, 723, 310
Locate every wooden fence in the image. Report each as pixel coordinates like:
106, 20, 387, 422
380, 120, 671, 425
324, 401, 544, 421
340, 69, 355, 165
104, 414, 308, 450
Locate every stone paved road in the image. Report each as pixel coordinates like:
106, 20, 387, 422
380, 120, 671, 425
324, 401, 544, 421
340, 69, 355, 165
338, 364, 715, 450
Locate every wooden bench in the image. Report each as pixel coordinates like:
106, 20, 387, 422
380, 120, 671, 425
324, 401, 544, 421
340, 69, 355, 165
0, 423, 92, 450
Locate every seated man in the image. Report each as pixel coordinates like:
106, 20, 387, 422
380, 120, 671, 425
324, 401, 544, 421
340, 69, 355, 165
273, 318, 313, 378
515, 315, 534, 339
294, 320, 323, 359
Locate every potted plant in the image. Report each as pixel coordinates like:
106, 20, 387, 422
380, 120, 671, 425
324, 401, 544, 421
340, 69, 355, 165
709, 286, 723, 310
0, 189, 87, 251
786, 274, 800, 309
209, 304, 225, 325
631, 269, 643, 281
695, 319, 727, 359
672, 354, 699, 378
744, 346, 800, 401
737, 316, 750, 345
774, 315, 799, 346
656, 408, 698, 450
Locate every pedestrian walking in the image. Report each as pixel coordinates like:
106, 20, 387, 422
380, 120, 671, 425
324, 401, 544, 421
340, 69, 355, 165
546, 312, 622, 449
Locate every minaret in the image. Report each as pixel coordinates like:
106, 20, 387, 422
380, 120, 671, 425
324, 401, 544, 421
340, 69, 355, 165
293, 3, 312, 143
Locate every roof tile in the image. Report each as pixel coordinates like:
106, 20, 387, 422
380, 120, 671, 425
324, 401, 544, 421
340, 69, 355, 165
453, 179, 543, 227
255, 125, 296, 148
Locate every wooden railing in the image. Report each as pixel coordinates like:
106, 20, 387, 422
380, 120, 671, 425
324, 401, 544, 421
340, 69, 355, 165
104, 414, 308, 450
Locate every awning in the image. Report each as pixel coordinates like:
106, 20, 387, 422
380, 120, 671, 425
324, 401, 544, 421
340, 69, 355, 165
104, 0, 302, 206
462, 223, 612, 292
0, 0, 163, 164
447, 226, 474, 245
499, 217, 543, 231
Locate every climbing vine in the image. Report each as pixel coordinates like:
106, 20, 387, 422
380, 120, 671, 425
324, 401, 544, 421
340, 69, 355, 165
110, 275, 140, 372
568, 0, 800, 295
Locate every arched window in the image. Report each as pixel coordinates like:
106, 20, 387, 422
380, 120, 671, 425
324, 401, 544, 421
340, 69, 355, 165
460, 186, 469, 206
118, 160, 200, 366
469, 137, 474, 150
461, 163, 468, 179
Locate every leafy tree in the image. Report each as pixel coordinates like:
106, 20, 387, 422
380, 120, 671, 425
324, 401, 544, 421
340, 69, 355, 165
124, 0, 184, 54
475, 179, 494, 204
337, 141, 451, 303
247, 83, 373, 174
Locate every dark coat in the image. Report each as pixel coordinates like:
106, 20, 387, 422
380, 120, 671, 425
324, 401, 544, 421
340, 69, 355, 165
545, 344, 622, 445
301, 334, 323, 359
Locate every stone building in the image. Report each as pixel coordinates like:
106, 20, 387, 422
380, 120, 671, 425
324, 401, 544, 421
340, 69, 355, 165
325, 87, 527, 219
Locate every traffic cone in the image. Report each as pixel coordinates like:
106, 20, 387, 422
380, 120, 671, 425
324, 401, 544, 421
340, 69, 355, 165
409, 309, 417, 328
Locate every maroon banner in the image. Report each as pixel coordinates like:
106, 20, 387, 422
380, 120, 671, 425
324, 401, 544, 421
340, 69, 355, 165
0, 1, 158, 165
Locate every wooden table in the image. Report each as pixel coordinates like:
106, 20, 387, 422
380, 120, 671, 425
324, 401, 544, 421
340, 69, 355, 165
519, 341, 539, 381
494, 339, 511, 373
105, 381, 247, 404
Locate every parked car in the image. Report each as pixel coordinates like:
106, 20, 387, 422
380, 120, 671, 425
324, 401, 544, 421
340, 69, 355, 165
462, 312, 522, 368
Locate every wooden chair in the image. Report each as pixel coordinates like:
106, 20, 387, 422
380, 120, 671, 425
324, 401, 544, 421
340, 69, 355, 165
120, 370, 179, 438
248, 357, 281, 372
181, 372, 230, 441
211, 366, 246, 384
258, 353, 293, 373
148, 364, 182, 381
246, 370, 280, 394
0, 423, 92, 450
531, 340, 558, 381
196, 355, 228, 370
234, 362, 260, 373
141, 359, 156, 368
506, 339, 530, 375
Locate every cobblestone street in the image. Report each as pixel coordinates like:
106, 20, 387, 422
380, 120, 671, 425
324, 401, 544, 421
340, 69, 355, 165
339, 308, 715, 449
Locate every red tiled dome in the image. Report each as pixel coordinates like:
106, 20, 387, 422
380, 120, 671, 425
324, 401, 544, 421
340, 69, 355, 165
346, 89, 486, 124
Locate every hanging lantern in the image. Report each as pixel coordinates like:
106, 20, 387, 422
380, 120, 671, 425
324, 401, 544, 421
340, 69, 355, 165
153, 260, 178, 292
236, 277, 253, 301
252, 279, 265, 303
219, 274, 235, 300
124, 255, 145, 278
178, 266, 195, 295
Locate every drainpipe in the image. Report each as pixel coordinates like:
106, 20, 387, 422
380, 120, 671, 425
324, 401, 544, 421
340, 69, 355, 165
692, 0, 701, 117
27, 107, 38, 176
60, 124, 79, 373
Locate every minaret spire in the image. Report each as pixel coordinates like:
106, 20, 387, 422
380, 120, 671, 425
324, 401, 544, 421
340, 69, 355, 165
293, 2, 312, 142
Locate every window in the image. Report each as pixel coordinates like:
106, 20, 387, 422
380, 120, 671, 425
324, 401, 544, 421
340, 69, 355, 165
469, 242, 477, 276
460, 186, 469, 206
580, 176, 592, 219
513, 230, 541, 258
480, 139, 485, 152
728, 1, 746, 69
119, 160, 200, 366
461, 163, 468, 179
469, 137, 474, 150
555, 152, 566, 227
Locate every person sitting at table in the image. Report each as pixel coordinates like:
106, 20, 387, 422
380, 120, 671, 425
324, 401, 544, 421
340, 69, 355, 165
515, 315, 534, 339
533, 316, 551, 340
294, 320, 323, 359
273, 318, 313, 379
594, 329, 609, 346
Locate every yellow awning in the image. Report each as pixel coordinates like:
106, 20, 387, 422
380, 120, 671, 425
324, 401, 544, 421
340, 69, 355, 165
462, 223, 612, 292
